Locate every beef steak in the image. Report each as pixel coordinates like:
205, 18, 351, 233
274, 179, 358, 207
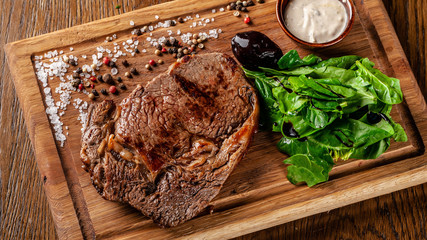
80, 53, 259, 227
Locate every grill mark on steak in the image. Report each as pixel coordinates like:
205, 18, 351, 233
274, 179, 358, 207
81, 53, 259, 227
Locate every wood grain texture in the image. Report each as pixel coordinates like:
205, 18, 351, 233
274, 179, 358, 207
0, 1, 426, 240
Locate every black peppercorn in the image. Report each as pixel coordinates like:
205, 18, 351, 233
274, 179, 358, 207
122, 60, 129, 67
119, 83, 127, 90
134, 29, 142, 36
100, 88, 108, 95
247, 0, 254, 6
156, 44, 163, 50
177, 52, 183, 58
171, 20, 176, 26
135, 48, 140, 53
103, 73, 114, 85
108, 61, 117, 68
75, 67, 82, 74
68, 59, 77, 66
92, 89, 99, 96
177, 17, 184, 23
117, 77, 122, 82
72, 72, 80, 79
230, 2, 236, 9
97, 75, 103, 82
236, 5, 242, 11
241, 7, 247, 12
168, 48, 174, 54
71, 79, 80, 88
165, 39, 171, 46
130, 68, 138, 75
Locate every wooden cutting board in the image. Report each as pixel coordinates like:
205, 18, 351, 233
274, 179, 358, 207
4, 0, 427, 239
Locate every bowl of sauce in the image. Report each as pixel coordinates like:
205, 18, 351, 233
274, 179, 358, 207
276, 0, 355, 47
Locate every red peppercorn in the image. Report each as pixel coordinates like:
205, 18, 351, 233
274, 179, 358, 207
161, 47, 167, 53
78, 83, 83, 91
89, 76, 97, 82
109, 85, 117, 94
244, 16, 251, 24
103, 57, 110, 65
149, 59, 156, 66
91, 84, 95, 89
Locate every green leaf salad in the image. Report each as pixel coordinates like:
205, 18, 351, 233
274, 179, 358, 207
243, 50, 407, 187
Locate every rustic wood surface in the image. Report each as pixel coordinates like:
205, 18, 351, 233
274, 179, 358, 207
0, 0, 426, 239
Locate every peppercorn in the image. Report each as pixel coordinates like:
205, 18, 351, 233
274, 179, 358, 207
178, 48, 183, 53
241, 7, 248, 12
106, 36, 112, 42
161, 47, 168, 53
103, 73, 114, 84
71, 79, 80, 88
141, 26, 148, 32
89, 76, 97, 82
171, 20, 176, 26
197, 38, 203, 43
91, 63, 97, 70
76, 67, 82, 74
247, 0, 254, 6
170, 38, 177, 46
145, 64, 151, 70
84, 80, 91, 88
130, 68, 139, 75
183, 49, 189, 55
227, 5, 231, 10
72, 72, 80, 79
244, 15, 251, 24
117, 77, 122, 83
90, 84, 95, 89
92, 89, 99, 96
134, 29, 142, 36
168, 48, 174, 54
257, 0, 264, 3
177, 52, 183, 58
101, 88, 108, 95
165, 39, 171, 46
236, 0, 242, 6
135, 48, 140, 54
88, 93, 96, 100
103, 57, 110, 65
122, 59, 129, 67
119, 83, 127, 90
192, 39, 198, 45
97, 75, 103, 82
158, 59, 164, 64
69, 59, 77, 66
82, 67, 87, 73
192, 34, 198, 39
242, 1, 248, 7
230, 2, 237, 9
155, 49, 161, 56
149, 60, 156, 66
234, 10, 240, 17
109, 86, 117, 94
124, 72, 132, 78
198, 43, 204, 49
177, 17, 184, 23
108, 61, 117, 68
156, 44, 162, 50
78, 83, 84, 91
236, 5, 242, 11
200, 36, 207, 41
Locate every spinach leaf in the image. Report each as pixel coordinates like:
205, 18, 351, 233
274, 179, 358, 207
278, 50, 322, 69
314, 55, 361, 69
355, 59, 403, 104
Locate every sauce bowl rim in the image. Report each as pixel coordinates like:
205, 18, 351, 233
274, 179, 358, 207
276, 0, 356, 48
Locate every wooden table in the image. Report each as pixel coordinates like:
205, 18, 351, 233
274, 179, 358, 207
0, 0, 426, 239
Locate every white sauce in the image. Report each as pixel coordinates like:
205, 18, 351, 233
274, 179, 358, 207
284, 0, 349, 43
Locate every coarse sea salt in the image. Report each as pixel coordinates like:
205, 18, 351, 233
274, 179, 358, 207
130, 20, 135, 26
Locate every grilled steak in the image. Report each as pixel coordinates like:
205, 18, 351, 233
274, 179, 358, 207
80, 53, 259, 227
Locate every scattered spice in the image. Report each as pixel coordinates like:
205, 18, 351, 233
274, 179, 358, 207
117, 77, 123, 82
183, 49, 189, 55
149, 59, 156, 66
92, 89, 99, 96
82, 67, 87, 73
91, 63, 97, 70
69, 59, 77, 66
242, 1, 248, 7
157, 59, 164, 64
72, 72, 80, 79
241, 7, 247, 12
161, 47, 168, 53
257, 0, 264, 3
177, 17, 184, 23
78, 83, 84, 91
130, 67, 139, 75
72, 79, 81, 88
198, 43, 205, 49
89, 76, 97, 82
244, 15, 251, 24
76, 67, 82, 74
108, 61, 117, 68
122, 59, 130, 67
119, 83, 127, 90
91, 84, 95, 89
177, 52, 183, 58
109, 86, 117, 94
97, 75, 103, 82
103, 73, 114, 84
88, 93, 96, 100
103, 57, 110, 65
145, 64, 152, 70
84, 81, 91, 88
155, 49, 162, 56
125, 72, 132, 78
101, 88, 108, 95
135, 48, 140, 54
